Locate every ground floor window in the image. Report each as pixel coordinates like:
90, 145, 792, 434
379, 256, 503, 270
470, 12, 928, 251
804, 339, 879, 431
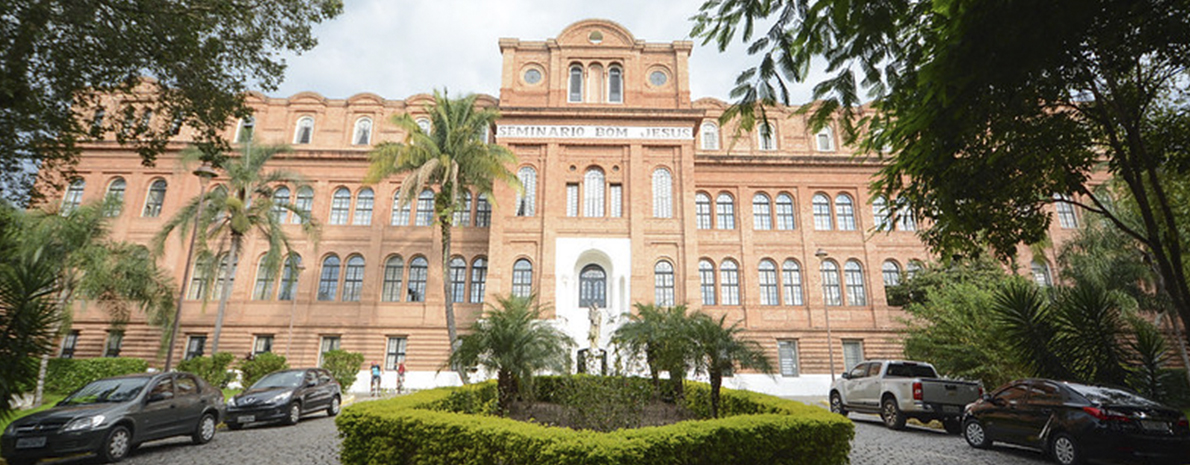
778, 340, 799, 377
385, 337, 407, 370
185, 335, 206, 360
103, 330, 123, 357
60, 330, 79, 358
842, 339, 864, 372
319, 335, 341, 366
253, 334, 274, 356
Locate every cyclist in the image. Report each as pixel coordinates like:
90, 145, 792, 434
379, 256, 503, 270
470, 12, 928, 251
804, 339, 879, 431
369, 361, 382, 396
396, 361, 407, 394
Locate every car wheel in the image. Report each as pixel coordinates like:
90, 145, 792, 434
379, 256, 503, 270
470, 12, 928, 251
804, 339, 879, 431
192, 412, 217, 444
942, 417, 962, 435
98, 425, 132, 463
284, 402, 301, 425
880, 397, 906, 430
327, 395, 341, 417
829, 392, 848, 417
1050, 433, 1083, 465
963, 418, 992, 449
226, 421, 244, 430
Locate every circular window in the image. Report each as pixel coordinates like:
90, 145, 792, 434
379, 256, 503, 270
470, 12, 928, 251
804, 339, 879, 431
649, 70, 669, 87
589, 31, 604, 44
524, 69, 542, 85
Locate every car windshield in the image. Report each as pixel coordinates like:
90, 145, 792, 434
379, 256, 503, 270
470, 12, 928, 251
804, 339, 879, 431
251, 371, 304, 389
1067, 384, 1161, 408
885, 363, 937, 378
61, 378, 149, 405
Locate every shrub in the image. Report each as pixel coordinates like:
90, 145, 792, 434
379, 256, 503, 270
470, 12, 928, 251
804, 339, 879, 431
45, 357, 148, 395
321, 349, 364, 390
177, 352, 235, 388
336, 377, 853, 465
239, 352, 289, 389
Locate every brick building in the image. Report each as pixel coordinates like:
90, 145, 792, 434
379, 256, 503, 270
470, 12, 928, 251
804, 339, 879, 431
48, 20, 1076, 394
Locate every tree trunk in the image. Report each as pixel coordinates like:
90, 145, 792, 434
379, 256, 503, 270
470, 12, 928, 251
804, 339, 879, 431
1168, 312, 1190, 390
33, 354, 48, 408
497, 370, 517, 413
210, 236, 240, 354
440, 216, 468, 384
710, 370, 722, 419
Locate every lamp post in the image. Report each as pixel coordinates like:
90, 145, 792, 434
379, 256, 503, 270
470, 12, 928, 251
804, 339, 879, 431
815, 248, 837, 382
163, 161, 219, 371
284, 262, 305, 359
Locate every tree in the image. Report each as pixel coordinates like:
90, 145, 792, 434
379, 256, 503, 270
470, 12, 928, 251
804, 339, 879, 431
365, 91, 520, 382
611, 303, 696, 399
154, 144, 318, 354
0, 244, 62, 420
0, 0, 343, 205
446, 294, 573, 412
687, 312, 773, 418
691, 0, 1190, 336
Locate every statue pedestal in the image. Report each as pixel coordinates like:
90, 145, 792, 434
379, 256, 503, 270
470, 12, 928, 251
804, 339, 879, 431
577, 347, 605, 375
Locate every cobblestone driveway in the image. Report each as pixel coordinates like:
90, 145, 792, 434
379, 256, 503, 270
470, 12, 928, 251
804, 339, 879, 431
848, 412, 1049, 465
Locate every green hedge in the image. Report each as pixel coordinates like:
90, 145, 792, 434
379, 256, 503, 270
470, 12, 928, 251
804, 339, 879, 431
46, 357, 149, 395
337, 377, 853, 465
321, 349, 364, 390
177, 353, 236, 388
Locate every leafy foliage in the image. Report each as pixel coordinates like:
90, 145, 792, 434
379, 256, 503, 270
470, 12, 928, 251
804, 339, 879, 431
321, 349, 364, 391
2, 0, 343, 205
540, 375, 657, 432
177, 352, 235, 388
687, 313, 774, 418
611, 303, 696, 399
239, 352, 289, 389
0, 246, 63, 419
44, 357, 148, 395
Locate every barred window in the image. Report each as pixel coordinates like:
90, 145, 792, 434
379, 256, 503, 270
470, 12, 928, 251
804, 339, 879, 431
342, 255, 365, 302
475, 194, 491, 227
318, 255, 341, 301
584, 168, 605, 217
753, 193, 773, 230
758, 259, 778, 305
569, 65, 583, 103
407, 257, 428, 302
778, 340, 799, 377
516, 167, 537, 217
608, 66, 623, 103
381, 256, 404, 302
271, 186, 291, 224
821, 260, 842, 306
775, 193, 795, 230
353, 188, 374, 225
470, 258, 488, 303
699, 259, 716, 305
579, 265, 606, 308
695, 193, 712, 229
390, 190, 410, 226
1055, 194, 1078, 229
782, 259, 804, 306
812, 194, 833, 230
449, 257, 467, 303
701, 122, 720, 150
835, 194, 856, 231
277, 254, 301, 301
385, 337, 407, 370
61, 179, 85, 214
415, 189, 434, 226
512, 259, 533, 298
329, 188, 351, 225
253, 335, 274, 356
720, 260, 740, 305
716, 193, 735, 229
566, 184, 579, 217
293, 187, 314, 224
654, 260, 675, 306
844, 260, 867, 306
103, 178, 126, 217
652, 168, 673, 218
143, 179, 167, 217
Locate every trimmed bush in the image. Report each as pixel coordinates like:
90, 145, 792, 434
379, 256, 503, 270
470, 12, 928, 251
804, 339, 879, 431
46, 357, 148, 395
337, 377, 853, 465
321, 349, 364, 390
239, 352, 289, 389
177, 352, 235, 388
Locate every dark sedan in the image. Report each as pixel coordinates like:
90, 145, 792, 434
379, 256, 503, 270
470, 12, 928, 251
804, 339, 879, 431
224, 368, 340, 429
963, 378, 1190, 465
1, 372, 224, 464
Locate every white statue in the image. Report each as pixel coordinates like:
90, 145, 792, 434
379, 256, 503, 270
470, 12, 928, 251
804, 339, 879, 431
587, 304, 602, 348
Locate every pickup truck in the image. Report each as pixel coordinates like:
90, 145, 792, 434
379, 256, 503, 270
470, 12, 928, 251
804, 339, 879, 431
829, 360, 981, 434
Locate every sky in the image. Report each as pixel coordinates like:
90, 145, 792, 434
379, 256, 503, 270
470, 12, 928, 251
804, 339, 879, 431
271, 0, 820, 103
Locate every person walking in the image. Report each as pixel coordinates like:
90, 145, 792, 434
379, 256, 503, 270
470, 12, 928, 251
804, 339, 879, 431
370, 361, 383, 396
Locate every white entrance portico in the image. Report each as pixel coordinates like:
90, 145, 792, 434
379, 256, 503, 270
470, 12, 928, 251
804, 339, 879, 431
553, 237, 632, 370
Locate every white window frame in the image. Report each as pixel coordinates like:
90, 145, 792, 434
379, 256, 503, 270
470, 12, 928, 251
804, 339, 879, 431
294, 116, 314, 145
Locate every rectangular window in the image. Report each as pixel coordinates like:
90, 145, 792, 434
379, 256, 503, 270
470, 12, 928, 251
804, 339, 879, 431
185, 335, 206, 360
319, 336, 341, 366
609, 184, 622, 218
60, 330, 80, 358
103, 331, 123, 357
566, 183, 579, 217
842, 340, 864, 372
385, 337, 407, 370
778, 340, 799, 377
253, 335, 274, 356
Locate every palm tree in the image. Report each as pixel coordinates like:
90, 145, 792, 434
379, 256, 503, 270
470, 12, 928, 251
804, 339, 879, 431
611, 303, 696, 398
154, 144, 318, 353
687, 312, 774, 418
365, 90, 519, 382
0, 245, 62, 420
446, 294, 573, 412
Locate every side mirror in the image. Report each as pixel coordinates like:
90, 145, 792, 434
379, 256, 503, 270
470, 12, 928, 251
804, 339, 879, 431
840, 372, 852, 380
990, 396, 1006, 407
981, 393, 992, 402
307, 380, 318, 387
147, 391, 174, 403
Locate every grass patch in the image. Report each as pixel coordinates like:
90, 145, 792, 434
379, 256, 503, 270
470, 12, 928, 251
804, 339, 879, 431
0, 394, 67, 432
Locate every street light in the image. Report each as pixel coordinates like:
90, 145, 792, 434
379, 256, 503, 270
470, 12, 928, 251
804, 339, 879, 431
284, 261, 306, 359
164, 161, 219, 371
815, 248, 837, 382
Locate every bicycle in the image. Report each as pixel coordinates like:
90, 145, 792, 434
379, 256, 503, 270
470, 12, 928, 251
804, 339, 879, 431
395, 373, 406, 395
370, 376, 382, 397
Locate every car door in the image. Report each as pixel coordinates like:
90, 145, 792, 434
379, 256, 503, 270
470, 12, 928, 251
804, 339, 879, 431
297, 370, 320, 412
138, 376, 177, 441
171, 374, 205, 432
839, 363, 870, 406
982, 383, 1031, 444
1016, 381, 1063, 446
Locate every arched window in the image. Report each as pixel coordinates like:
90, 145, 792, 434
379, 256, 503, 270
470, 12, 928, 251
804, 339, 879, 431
454, 191, 472, 226
775, 193, 795, 230
317, 255, 340, 301
758, 259, 778, 306
278, 254, 301, 301
1054, 194, 1078, 229
415, 189, 434, 226
782, 259, 804, 305
381, 256, 404, 302
753, 193, 773, 230
812, 193, 833, 230
695, 192, 712, 229
720, 260, 740, 305
882, 260, 902, 287
608, 66, 623, 103
579, 264, 607, 308
896, 199, 917, 231
449, 257, 467, 303
252, 255, 276, 300
652, 168, 673, 218
873, 196, 891, 231
329, 187, 351, 225
511, 259, 533, 297
758, 121, 776, 150
353, 188, 374, 225
470, 258, 488, 303
516, 167, 537, 217
353, 117, 372, 145
271, 186, 291, 223
701, 122, 720, 150
408, 257, 428, 302
293, 186, 314, 224
188, 255, 211, 300
699, 259, 717, 306
391, 190, 410, 226
61, 179, 85, 214
213, 253, 233, 300
475, 194, 491, 227
716, 193, 736, 229
416, 118, 431, 134
294, 116, 314, 144
143, 179, 167, 217
654, 260, 675, 306
844, 260, 867, 306
816, 127, 835, 151
342, 255, 365, 301
1032, 260, 1053, 287
103, 177, 126, 217
584, 167, 605, 217
835, 193, 856, 230
821, 260, 842, 306
906, 260, 923, 279
568, 64, 584, 103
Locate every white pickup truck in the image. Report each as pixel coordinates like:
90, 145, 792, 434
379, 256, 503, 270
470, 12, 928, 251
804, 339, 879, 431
829, 360, 981, 434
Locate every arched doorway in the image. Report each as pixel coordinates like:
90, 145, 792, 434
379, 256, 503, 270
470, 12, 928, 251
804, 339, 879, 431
579, 264, 606, 308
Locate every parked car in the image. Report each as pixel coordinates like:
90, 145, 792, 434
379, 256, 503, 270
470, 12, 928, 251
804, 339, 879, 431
1, 372, 224, 465
829, 359, 982, 433
224, 368, 341, 429
963, 379, 1190, 465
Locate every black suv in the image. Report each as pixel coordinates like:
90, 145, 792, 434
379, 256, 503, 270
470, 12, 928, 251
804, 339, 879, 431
224, 368, 341, 429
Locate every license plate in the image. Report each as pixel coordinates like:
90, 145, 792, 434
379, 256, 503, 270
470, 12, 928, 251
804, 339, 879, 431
942, 405, 961, 413
1140, 420, 1169, 432
238, 415, 255, 423
16, 436, 46, 449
